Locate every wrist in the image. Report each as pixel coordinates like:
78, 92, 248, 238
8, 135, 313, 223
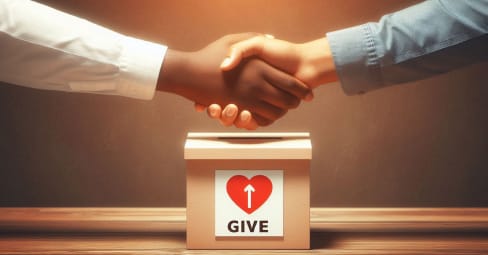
321, 38, 339, 85
156, 49, 193, 95
298, 37, 338, 88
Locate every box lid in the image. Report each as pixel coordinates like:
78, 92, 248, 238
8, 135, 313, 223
184, 132, 311, 159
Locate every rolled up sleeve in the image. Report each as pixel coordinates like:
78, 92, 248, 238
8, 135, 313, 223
326, 0, 488, 95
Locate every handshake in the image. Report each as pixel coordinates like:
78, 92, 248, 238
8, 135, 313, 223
157, 33, 338, 130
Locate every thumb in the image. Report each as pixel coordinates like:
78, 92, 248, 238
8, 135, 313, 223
220, 35, 271, 71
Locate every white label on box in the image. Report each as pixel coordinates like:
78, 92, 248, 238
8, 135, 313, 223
215, 170, 283, 237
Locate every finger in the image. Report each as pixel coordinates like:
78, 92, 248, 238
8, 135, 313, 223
194, 103, 206, 112
248, 100, 288, 124
262, 86, 302, 110
257, 79, 302, 111
220, 36, 268, 71
262, 66, 312, 101
207, 104, 222, 119
252, 113, 275, 127
234, 110, 258, 130
220, 104, 239, 127
304, 91, 314, 102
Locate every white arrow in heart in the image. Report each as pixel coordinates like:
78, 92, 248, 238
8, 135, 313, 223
244, 184, 255, 209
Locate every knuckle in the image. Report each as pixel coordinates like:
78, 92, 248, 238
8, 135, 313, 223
256, 118, 273, 127
276, 108, 288, 118
286, 97, 301, 109
286, 79, 309, 98
260, 120, 274, 127
285, 78, 297, 88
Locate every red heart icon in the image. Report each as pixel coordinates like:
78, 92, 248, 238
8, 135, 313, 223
226, 175, 273, 214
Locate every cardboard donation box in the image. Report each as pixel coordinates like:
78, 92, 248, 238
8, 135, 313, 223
185, 132, 311, 249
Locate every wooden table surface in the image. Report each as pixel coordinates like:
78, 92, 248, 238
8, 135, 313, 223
2, 232, 488, 254
1, 208, 487, 254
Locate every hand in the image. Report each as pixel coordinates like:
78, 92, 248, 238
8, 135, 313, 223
157, 33, 312, 126
204, 35, 339, 129
221, 35, 339, 88
195, 103, 258, 130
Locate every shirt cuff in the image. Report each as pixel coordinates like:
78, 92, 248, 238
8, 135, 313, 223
326, 23, 383, 95
117, 36, 167, 100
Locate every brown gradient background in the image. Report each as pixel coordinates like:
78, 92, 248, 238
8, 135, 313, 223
0, 0, 487, 207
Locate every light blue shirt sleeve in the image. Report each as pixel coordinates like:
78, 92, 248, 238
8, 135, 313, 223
326, 0, 488, 95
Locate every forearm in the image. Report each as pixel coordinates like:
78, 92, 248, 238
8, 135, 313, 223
156, 49, 220, 106
327, 0, 488, 95
157, 49, 192, 96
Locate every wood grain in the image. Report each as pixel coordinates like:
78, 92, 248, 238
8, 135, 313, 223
1, 208, 487, 254
0, 208, 185, 232
1, 207, 488, 232
0, 232, 487, 254
310, 207, 488, 231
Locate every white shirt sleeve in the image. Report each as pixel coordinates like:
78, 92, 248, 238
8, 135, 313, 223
0, 0, 167, 100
